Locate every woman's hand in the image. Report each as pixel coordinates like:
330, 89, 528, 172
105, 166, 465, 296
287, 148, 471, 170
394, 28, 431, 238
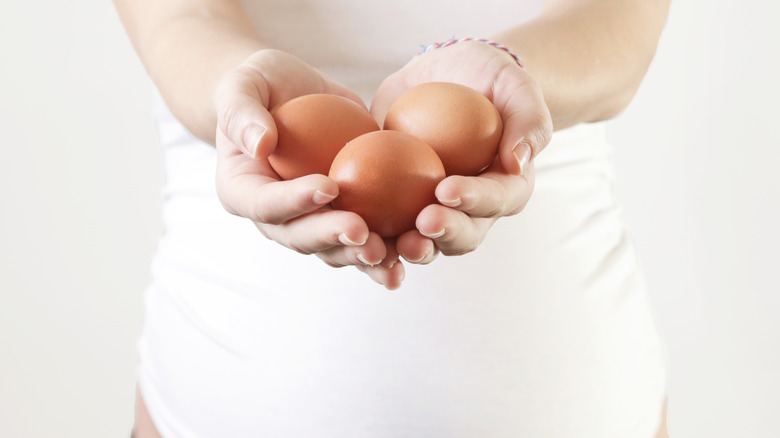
214, 49, 405, 289
371, 40, 553, 264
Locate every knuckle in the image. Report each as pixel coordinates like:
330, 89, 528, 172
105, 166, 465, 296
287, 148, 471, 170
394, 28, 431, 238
535, 119, 553, 153
506, 203, 524, 216
441, 244, 476, 257
250, 198, 273, 224
253, 223, 273, 241
216, 190, 239, 217
462, 240, 480, 254
293, 189, 315, 214
250, 49, 283, 65
439, 232, 480, 257
251, 186, 285, 225
252, 207, 273, 225
526, 111, 553, 157
506, 187, 531, 216
215, 174, 243, 217
506, 203, 526, 216
479, 179, 508, 217
217, 100, 243, 141
319, 257, 346, 268
288, 242, 311, 255
482, 204, 504, 218
215, 67, 264, 139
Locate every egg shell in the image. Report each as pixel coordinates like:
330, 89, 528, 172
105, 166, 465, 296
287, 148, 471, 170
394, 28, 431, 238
383, 82, 503, 176
329, 130, 446, 237
269, 94, 379, 180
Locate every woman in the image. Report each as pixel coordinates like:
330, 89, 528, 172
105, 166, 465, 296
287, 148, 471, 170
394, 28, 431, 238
116, 0, 671, 436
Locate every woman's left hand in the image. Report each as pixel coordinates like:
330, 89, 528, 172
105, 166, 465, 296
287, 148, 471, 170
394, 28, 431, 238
371, 40, 553, 263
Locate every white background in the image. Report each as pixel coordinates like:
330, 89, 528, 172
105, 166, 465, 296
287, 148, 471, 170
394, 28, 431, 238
1, 0, 778, 437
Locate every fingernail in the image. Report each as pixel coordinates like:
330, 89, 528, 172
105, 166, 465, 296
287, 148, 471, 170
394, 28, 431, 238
357, 253, 380, 266
312, 190, 337, 205
439, 197, 461, 208
405, 251, 428, 263
420, 228, 445, 239
513, 140, 532, 176
339, 233, 367, 246
380, 256, 396, 269
243, 123, 266, 159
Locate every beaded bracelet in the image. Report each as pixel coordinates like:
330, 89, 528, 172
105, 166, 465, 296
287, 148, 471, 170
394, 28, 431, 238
418, 37, 525, 69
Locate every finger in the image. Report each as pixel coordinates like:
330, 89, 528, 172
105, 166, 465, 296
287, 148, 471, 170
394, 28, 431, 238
316, 232, 387, 267
259, 209, 370, 255
356, 260, 406, 291
323, 78, 372, 111
434, 163, 535, 218
214, 65, 278, 160
216, 135, 342, 225
492, 66, 553, 175
370, 71, 409, 127
378, 238, 401, 269
415, 204, 495, 256
396, 230, 439, 264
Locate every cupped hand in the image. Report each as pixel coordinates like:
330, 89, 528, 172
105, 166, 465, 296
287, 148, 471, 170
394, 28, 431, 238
371, 40, 553, 263
214, 49, 405, 289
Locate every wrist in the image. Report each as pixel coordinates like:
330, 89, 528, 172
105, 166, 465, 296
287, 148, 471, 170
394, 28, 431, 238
418, 37, 525, 68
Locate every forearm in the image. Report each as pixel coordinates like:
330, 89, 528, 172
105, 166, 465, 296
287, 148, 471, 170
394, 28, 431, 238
494, 0, 670, 130
114, 0, 266, 144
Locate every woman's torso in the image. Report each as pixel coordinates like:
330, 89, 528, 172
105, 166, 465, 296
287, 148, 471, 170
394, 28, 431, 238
136, 1, 667, 437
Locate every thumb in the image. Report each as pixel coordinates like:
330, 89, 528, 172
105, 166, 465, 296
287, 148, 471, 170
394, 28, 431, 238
494, 74, 552, 176
214, 65, 279, 159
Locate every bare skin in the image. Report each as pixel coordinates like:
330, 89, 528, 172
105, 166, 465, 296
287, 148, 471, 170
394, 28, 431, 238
114, 0, 670, 289
131, 388, 162, 438
116, 0, 672, 434
132, 387, 669, 438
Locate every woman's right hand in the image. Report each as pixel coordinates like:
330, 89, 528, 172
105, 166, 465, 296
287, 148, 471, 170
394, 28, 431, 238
213, 50, 405, 289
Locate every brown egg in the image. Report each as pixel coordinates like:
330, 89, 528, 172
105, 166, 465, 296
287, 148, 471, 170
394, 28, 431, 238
269, 94, 379, 180
383, 82, 503, 176
329, 130, 446, 237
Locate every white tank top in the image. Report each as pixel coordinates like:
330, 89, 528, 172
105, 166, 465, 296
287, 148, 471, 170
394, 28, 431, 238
137, 1, 668, 437
240, 0, 544, 100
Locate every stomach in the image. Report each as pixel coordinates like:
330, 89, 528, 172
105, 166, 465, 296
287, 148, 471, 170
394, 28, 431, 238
138, 109, 668, 437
